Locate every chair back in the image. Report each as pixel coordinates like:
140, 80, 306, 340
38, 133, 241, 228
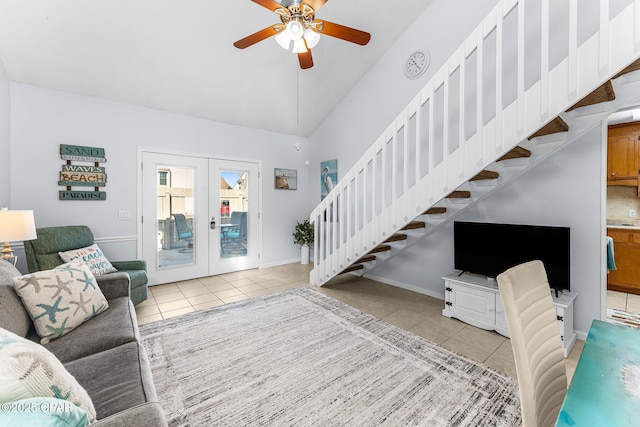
172, 214, 193, 240
24, 225, 95, 273
497, 260, 567, 427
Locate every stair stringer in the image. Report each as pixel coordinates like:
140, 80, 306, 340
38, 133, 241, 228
310, 0, 640, 287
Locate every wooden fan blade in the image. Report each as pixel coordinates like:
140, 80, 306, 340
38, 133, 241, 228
298, 48, 314, 69
251, 0, 284, 12
317, 20, 371, 45
233, 26, 279, 49
303, 0, 328, 12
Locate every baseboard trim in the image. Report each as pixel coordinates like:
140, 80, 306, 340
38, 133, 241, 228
260, 258, 303, 269
363, 273, 445, 301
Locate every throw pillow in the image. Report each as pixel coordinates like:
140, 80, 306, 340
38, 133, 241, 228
0, 397, 89, 426
0, 327, 96, 422
12, 263, 109, 344
58, 244, 117, 276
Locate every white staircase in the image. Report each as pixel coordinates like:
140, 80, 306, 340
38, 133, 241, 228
310, 0, 640, 287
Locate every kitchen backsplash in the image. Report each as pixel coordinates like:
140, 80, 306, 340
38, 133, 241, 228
607, 186, 640, 226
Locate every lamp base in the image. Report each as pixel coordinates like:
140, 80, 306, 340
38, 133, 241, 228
0, 241, 14, 259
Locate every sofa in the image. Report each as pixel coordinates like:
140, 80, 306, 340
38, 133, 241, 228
23, 225, 149, 306
0, 260, 166, 426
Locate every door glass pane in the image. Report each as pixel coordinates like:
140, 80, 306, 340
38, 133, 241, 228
157, 166, 195, 268
219, 169, 248, 259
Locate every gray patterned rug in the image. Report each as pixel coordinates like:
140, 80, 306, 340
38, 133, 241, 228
140, 287, 521, 426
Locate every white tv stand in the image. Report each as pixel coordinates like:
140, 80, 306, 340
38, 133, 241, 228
442, 271, 577, 357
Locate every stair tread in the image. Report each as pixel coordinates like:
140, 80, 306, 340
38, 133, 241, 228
369, 245, 392, 254
528, 116, 569, 140
497, 146, 532, 161
424, 207, 447, 215
356, 255, 376, 264
446, 190, 471, 199
470, 170, 499, 181
385, 234, 408, 243
341, 264, 364, 274
402, 221, 426, 230
566, 80, 615, 112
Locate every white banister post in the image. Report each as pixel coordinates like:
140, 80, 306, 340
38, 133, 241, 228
540, 0, 550, 121
599, 0, 610, 77
517, 0, 525, 138
568, 0, 578, 101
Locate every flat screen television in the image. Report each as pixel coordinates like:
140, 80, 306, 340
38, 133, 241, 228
453, 221, 570, 291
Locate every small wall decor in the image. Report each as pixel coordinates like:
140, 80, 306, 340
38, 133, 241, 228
320, 159, 337, 200
58, 144, 107, 200
275, 168, 297, 190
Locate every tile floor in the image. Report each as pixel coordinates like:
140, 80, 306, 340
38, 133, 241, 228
136, 263, 588, 382
606, 290, 640, 312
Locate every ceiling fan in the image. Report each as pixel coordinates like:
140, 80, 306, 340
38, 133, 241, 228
233, 0, 371, 69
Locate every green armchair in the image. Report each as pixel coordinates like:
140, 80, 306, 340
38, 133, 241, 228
24, 225, 148, 305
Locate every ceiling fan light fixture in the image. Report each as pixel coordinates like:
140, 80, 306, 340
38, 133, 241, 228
287, 21, 304, 40
292, 38, 308, 53
275, 31, 292, 50
304, 28, 320, 49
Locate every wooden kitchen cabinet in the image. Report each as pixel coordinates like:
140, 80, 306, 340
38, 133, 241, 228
607, 227, 640, 295
607, 123, 640, 186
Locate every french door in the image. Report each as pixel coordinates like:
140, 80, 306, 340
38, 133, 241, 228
141, 151, 260, 285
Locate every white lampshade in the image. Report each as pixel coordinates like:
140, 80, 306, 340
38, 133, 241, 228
275, 31, 292, 50
287, 21, 304, 40
0, 209, 37, 242
304, 28, 320, 49
292, 38, 308, 53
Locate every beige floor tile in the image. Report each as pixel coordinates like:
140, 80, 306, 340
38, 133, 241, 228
448, 326, 506, 355
606, 290, 627, 310
214, 288, 244, 299
236, 283, 265, 294
193, 300, 225, 311
135, 305, 160, 318
382, 308, 430, 330
484, 354, 517, 378
187, 293, 222, 305
149, 284, 180, 295
153, 291, 186, 304
408, 315, 466, 344
227, 278, 255, 288
626, 294, 640, 312
137, 313, 163, 325
180, 286, 212, 298
203, 281, 235, 292
440, 337, 494, 363
158, 298, 192, 313
175, 279, 206, 290
199, 276, 230, 287
220, 294, 250, 304
220, 272, 248, 282
136, 296, 157, 308
162, 306, 195, 319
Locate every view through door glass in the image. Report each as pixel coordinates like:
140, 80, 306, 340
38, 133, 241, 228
157, 166, 195, 268
219, 169, 249, 260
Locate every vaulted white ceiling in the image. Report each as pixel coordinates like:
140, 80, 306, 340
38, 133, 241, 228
0, 0, 435, 136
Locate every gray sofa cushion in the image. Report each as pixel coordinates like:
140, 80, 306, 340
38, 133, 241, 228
0, 260, 32, 337
44, 297, 139, 363
64, 341, 158, 420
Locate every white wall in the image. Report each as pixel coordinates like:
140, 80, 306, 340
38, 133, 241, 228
368, 126, 605, 336
9, 83, 309, 272
307, 0, 499, 205
0, 58, 9, 207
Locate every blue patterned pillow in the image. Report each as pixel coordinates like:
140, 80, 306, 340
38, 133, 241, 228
12, 263, 109, 344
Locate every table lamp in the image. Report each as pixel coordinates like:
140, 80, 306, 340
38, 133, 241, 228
0, 207, 37, 264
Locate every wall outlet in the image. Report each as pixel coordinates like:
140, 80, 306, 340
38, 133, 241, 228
118, 210, 130, 220
629, 209, 637, 218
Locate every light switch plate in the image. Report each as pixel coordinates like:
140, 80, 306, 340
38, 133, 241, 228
118, 210, 130, 220
629, 209, 637, 218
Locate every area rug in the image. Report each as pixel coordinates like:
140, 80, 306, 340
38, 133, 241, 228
606, 308, 640, 329
140, 287, 522, 426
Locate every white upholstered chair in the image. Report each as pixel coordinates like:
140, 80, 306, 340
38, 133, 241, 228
496, 260, 567, 427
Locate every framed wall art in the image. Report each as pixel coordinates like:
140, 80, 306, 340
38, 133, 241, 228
274, 168, 297, 190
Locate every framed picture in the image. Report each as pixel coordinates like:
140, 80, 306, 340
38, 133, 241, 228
274, 168, 297, 190
320, 159, 337, 200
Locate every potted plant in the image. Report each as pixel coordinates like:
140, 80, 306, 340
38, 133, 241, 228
293, 219, 314, 264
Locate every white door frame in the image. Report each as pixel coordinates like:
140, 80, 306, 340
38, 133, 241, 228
137, 147, 262, 285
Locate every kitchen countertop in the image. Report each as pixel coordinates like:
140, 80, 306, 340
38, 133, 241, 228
607, 223, 640, 230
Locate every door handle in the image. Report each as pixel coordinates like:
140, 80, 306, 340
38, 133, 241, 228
210, 216, 216, 230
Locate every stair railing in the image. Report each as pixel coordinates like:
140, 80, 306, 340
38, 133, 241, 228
310, 0, 640, 286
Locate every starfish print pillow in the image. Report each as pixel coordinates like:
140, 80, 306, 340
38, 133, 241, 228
12, 262, 109, 344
